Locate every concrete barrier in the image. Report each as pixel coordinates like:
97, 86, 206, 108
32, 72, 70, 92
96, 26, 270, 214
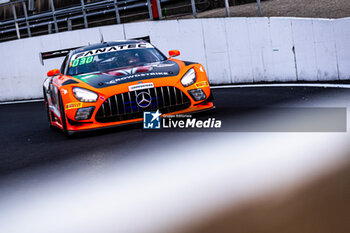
333, 18, 350, 80
0, 17, 349, 101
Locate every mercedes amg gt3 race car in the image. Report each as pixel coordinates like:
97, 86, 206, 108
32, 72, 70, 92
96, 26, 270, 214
43, 40, 214, 134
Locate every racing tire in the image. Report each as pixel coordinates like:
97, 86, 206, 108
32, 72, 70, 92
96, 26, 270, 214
43, 90, 54, 129
58, 92, 68, 135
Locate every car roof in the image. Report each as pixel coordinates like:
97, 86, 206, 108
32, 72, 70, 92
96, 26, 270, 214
71, 40, 146, 55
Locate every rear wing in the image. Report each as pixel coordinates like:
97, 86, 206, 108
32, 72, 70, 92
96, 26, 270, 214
130, 36, 151, 43
39, 46, 81, 65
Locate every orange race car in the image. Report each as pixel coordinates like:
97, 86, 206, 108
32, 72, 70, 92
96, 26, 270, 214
43, 40, 214, 134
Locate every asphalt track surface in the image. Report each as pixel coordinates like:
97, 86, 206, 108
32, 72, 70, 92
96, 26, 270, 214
0, 86, 348, 177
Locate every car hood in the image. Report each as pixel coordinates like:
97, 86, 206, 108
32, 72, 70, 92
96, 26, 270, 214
72, 60, 180, 89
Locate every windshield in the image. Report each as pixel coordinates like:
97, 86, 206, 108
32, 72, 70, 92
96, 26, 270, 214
67, 44, 167, 75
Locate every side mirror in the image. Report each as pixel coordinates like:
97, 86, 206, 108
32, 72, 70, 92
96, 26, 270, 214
47, 69, 60, 77
169, 50, 180, 58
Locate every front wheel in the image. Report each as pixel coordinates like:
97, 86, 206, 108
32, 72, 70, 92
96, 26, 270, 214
58, 92, 68, 135
43, 91, 54, 129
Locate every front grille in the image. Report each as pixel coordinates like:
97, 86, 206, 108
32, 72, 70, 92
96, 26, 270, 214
95, 86, 191, 123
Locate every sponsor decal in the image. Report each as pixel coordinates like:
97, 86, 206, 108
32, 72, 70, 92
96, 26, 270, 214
129, 83, 154, 92
143, 110, 162, 129
105, 72, 170, 85
61, 89, 68, 95
71, 43, 153, 60
136, 92, 152, 108
195, 81, 209, 88
65, 102, 82, 110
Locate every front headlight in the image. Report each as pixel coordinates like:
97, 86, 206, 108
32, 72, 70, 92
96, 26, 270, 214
181, 68, 196, 87
73, 87, 98, 102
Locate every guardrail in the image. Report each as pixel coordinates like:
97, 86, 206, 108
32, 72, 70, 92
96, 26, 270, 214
0, 0, 263, 42
1, 0, 155, 40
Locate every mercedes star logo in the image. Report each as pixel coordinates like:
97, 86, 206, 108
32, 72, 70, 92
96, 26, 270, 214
136, 92, 152, 108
